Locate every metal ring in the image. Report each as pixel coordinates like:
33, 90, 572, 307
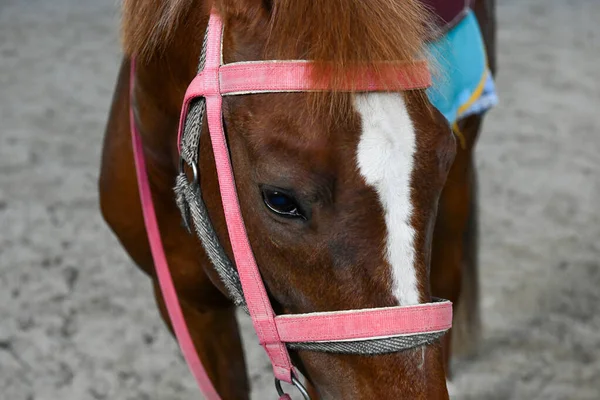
179, 157, 199, 185
275, 375, 311, 400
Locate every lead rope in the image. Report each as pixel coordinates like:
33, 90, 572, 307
129, 60, 222, 400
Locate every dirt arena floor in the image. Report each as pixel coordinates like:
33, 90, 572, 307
1, 0, 599, 399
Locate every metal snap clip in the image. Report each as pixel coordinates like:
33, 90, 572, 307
275, 375, 311, 400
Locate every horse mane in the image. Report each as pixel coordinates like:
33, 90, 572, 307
123, 0, 432, 63
122, 0, 434, 116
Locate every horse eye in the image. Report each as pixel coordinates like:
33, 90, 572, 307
262, 188, 306, 220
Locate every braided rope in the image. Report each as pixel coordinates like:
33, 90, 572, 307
174, 175, 247, 309
180, 25, 209, 166
287, 331, 445, 354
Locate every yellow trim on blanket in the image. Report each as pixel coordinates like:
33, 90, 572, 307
452, 122, 467, 150
452, 68, 489, 150
458, 69, 489, 116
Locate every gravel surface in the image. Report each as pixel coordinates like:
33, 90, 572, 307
1, 0, 599, 399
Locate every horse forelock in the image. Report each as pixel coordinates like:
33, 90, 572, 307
121, 0, 434, 87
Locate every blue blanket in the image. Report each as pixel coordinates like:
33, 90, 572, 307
425, 10, 498, 136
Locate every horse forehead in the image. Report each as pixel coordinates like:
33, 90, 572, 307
234, 94, 362, 158
352, 92, 417, 193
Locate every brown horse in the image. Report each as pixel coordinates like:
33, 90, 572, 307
99, 0, 496, 398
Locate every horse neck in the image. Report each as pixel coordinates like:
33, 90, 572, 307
130, 19, 207, 169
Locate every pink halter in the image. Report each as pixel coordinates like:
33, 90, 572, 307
130, 9, 452, 400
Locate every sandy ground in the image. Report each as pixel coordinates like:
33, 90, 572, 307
1, 0, 599, 399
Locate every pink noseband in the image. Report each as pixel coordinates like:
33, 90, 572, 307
130, 8, 452, 400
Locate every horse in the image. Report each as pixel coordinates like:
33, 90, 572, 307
99, 0, 496, 398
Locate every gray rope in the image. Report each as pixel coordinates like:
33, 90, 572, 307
180, 98, 205, 166
197, 24, 209, 73
174, 174, 247, 310
180, 24, 210, 166
287, 331, 445, 355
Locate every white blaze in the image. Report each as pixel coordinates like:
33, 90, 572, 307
355, 93, 420, 305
